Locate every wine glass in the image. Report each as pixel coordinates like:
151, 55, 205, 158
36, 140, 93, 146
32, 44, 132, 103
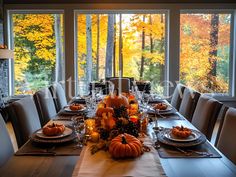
71, 116, 84, 148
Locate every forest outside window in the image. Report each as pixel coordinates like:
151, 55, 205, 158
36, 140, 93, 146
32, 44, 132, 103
9, 11, 64, 95
180, 11, 233, 96
76, 12, 167, 96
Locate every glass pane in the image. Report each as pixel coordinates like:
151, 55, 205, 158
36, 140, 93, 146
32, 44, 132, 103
180, 13, 231, 94
77, 13, 166, 95
12, 13, 64, 94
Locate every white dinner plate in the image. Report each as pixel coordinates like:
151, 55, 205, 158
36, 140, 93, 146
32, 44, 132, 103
64, 107, 86, 112
36, 127, 73, 139
164, 129, 201, 142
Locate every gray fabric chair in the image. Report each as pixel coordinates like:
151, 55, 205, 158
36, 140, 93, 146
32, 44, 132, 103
170, 83, 186, 111
8, 97, 41, 148
109, 78, 130, 93
214, 105, 229, 146
216, 107, 236, 165
0, 114, 14, 167
49, 83, 67, 112
191, 95, 222, 140
34, 88, 57, 126
179, 88, 200, 122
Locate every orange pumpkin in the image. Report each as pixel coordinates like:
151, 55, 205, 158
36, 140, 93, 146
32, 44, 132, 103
171, 125, 192, 138
153, 103, 168, 110
96, 107, 114, 117
42, 123, 65, 136
109, 133, 143, 158
104, 114, 116, 130
69, 103, 84, 111
105, 94, 129, 108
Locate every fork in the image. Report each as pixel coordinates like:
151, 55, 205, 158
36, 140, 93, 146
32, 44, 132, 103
176, 147, 213, 157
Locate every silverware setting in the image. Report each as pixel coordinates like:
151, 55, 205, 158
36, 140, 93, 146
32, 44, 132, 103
175, 147, 213, 157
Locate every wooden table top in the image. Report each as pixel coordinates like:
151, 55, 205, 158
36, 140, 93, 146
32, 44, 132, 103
1, 113, 236, 177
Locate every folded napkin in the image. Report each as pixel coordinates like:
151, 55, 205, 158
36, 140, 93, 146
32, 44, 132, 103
72, 137, 166, 177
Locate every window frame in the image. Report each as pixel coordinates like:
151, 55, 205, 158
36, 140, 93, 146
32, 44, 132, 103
179, 9, 235, 100
74, 10, 169, 96
4, 3, 236, 101
7, 9, 65, 95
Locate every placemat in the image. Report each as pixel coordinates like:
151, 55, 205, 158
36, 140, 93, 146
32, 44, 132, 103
148, 113, 184, 120
56, 115, 84, 121
15, 139, 82, 156
58, 109, 87, 116
157, 141, 222, 158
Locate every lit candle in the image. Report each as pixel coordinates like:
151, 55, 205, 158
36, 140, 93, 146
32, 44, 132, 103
91, 132, 100, 143
85, 119, 95, 135
130, 103, 138, 110
130, 115, 139, 124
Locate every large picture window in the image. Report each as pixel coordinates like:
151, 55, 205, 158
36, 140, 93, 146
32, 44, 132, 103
76, 12, 167, 95
9, 12, 64, 94
180, 12, 232, 95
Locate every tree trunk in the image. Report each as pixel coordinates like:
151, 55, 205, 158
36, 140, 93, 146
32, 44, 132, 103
140, 15, 146, 80
119, 14, 123, 77
113, 15, 116, 77
208, 14, 219, 90
105, 14, 114, 77
149, 15, 154, 54
209, 14, 219, 77
86, 15, 92, 84
96, 14, 100, 80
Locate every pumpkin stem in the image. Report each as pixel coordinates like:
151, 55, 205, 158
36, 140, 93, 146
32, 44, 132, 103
121, 135, 127, 144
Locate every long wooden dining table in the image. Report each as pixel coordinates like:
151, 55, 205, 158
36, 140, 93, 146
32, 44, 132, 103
1, 101, 236, 177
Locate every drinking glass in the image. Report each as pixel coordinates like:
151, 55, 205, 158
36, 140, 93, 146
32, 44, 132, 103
71, 116, 84, 148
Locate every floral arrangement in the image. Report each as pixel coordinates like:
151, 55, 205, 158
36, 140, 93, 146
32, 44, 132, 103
89, 92, 150, 157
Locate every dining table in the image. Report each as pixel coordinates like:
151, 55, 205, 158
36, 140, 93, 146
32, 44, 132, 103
1, 96, 236, 177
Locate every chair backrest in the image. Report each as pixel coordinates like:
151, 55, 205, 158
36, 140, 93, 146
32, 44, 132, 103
0, 114, 14, 167
49, 83, 67, 112
34, 88, 57, 126
216, 107, 236, 165
179, 88, 201, 122
8, 97, 41, 148
191, 95, 222, 140
108, 77, 130, 93
170, 83, 186, 111
214, 105, 229, 146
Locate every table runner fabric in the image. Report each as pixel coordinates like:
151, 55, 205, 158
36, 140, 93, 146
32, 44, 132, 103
15, 139, 82, 156
72, 137, 166, 177
157, 141, 222, 158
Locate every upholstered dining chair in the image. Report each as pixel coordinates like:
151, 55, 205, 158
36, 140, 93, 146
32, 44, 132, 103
108, 77, 130, 93
214, 105, 229, 146
34, 88, 57, 126
178, 87, 201, 122
0, 114, 14, 167
49, 82, 67, 112
191, 95, 222, 140
170, 83, 186, 111
216, 107, 236, 165
8, 96, 41, 148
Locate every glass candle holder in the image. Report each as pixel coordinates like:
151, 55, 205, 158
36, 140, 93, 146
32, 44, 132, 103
85, 118, 95, 135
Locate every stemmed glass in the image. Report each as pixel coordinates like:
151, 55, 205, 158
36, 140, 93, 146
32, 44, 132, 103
71, 116, 84, 148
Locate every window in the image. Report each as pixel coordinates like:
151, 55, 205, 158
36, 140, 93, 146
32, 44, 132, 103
76, 12, 167, 95
9, 11, 64, 94
180, 12, 232, 95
